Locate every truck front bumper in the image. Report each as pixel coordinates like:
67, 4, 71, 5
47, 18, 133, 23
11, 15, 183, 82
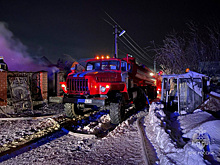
63, 97, 105, 106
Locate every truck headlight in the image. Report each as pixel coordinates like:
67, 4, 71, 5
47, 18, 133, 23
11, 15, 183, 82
100, 86, 106, 92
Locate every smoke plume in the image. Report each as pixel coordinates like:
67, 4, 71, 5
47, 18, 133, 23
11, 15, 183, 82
0, 22, 46, 71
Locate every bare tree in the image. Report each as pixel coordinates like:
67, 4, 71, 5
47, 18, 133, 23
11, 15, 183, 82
153, 22, 220, 74
153, 31, 187, 74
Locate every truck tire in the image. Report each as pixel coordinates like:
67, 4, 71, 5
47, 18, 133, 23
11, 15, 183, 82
134, 87, 147, 110
110, 95, 125, 124
64, 103, 82, 118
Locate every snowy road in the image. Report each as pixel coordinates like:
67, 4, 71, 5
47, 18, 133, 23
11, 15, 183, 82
0, 111, 156, 164
1, 101, 219, 164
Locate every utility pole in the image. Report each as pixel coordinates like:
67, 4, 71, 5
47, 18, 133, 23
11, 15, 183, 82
114, 25, 126, 58
114, 25, 118, 58
154, 60, 156, 74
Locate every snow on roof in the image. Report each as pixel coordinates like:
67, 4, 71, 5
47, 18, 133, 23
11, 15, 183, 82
210, 91, 220, 98
162, 71, 208, 79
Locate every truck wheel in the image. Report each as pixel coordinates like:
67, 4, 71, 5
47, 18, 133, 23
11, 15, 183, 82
110, 96, 125, 124
134, 87, 147, 110
64, 103, 82, 118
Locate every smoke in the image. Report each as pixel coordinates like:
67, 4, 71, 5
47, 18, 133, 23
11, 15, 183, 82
0, 22, 47, 71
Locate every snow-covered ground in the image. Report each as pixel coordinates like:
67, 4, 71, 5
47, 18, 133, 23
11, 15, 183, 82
0, 103, 64, 118
0, 96, 220, 164
180, 109, 220, 163
143, 103, 220, 165
0, 119, 42, 146
0, 110, 151, 164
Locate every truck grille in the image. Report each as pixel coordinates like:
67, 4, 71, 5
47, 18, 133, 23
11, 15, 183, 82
67, 78, 88, 93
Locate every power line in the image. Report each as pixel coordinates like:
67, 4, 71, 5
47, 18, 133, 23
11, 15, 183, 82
118, 49, 127, 56
103, 11, 153, 63
102, 18, 114, 27
104, 11, 122, 29
118, 37, 152, 63
118, 38, 141, 57
120, 35, 153, 63
124, 33, 154, 60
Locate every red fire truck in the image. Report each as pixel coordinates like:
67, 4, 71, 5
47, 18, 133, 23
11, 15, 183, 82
60, 55, 157, 124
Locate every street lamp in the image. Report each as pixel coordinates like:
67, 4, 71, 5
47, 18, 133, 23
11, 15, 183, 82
119, 30, 126, 37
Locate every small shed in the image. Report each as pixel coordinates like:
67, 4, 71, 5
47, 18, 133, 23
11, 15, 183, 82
161, 71, 208, 114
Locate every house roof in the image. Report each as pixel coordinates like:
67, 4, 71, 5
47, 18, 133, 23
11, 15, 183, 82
162, 71, 208, 79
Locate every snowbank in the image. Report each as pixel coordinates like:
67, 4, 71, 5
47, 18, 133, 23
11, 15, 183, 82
180, 110, 220, 163
179, 111, 214, 134
143, 103, 215, 165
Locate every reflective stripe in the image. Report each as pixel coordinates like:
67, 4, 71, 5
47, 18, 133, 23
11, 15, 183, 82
73, 70, 115, 77
79, 71, 95, 77
73, 73, 80, 77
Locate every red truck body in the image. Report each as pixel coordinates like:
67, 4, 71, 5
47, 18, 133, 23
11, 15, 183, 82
61, 55, 158, 124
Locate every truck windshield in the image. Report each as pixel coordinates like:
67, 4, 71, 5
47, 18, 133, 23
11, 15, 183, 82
86, 61, 120, 71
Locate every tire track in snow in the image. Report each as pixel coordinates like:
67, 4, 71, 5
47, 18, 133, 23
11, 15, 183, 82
137, 114, 159, 165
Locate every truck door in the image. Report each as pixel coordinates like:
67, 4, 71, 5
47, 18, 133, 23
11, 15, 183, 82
121, 61, 128, 82
121, 61, 129, 90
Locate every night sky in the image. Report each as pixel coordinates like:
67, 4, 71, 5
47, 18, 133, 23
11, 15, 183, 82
0, 0, 220, 69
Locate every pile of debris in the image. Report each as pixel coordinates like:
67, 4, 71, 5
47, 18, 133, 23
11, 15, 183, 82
0, 103, 64, 118
199, 91, 220, 118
